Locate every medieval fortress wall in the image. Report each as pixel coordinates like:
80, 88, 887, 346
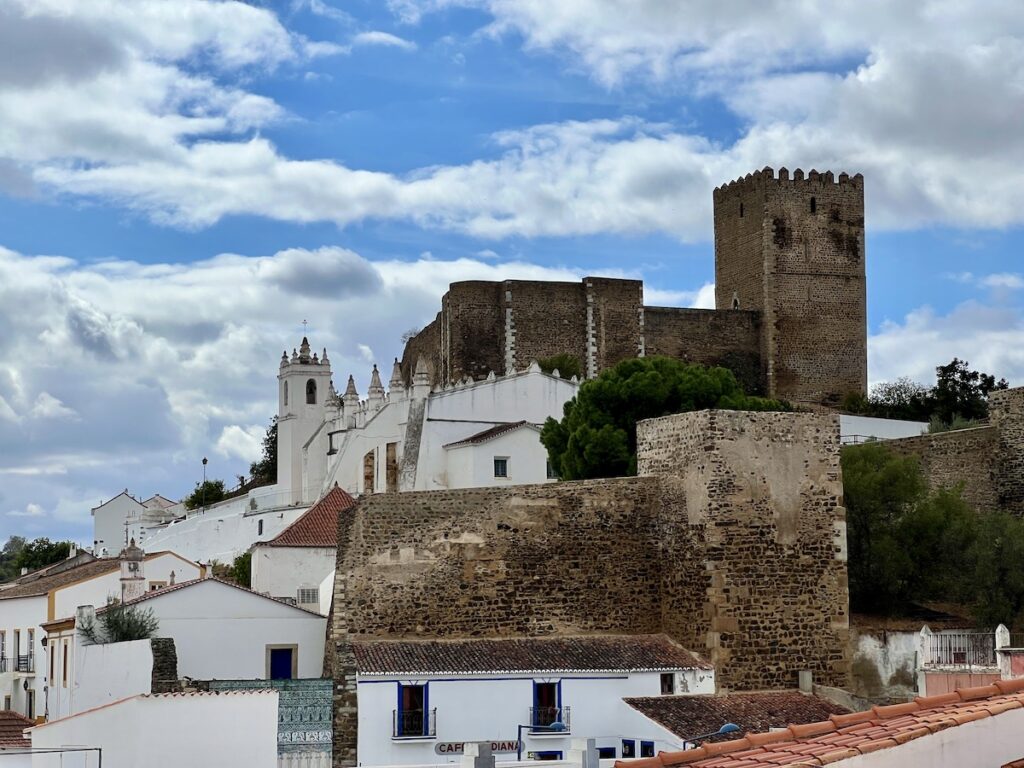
401, 167, 867, 409
884, 387, 1024, 515
330, 409, 851, 760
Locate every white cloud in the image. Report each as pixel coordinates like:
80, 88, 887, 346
357, 344, 376, 363
353, 31, 418, 51
8, 502, 45, 518
215, 425, 265, 463
29, 392, 78, 421
870, 302, 1024, 388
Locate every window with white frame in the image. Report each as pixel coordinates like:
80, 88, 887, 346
493, 456, 509, 478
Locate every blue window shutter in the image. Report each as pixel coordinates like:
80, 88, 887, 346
423, 682, 430, 737
397, 682, 403, 737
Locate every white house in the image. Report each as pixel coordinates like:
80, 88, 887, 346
90, 491, 183, 557
29, 689, 278, 768
350, 633, 715, 766
0, 550, 201, 721
41, 577, 326, 721
251, 485, 356, 612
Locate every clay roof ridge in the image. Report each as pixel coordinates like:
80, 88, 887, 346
615, 682, 1024, 767
442, 420, 539, 448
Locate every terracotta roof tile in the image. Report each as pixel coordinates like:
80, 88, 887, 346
0, 710, 33, 748
353, 634, 710, 675
94, 576, 324, 617
615, 686, 1024, 768
0, 551, 193, 600
259, 485, 356, 548
626, 692, 849, 742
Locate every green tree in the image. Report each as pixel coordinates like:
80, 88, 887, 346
842, 443, 978, 614
541, 356, 788, 480
80, 603, 160, 644
931, 357, 1008, 425
0, 536, 27, 582
13, 538, 72, 574
248, 417, 278, 486
538, 354, 582, 381
183, 479, 227, 510
969, 512, 1024, 629
228, 550, 252, 588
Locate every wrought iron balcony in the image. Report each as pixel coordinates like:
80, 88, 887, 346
0, 655, 6, 673
392, 708, 436, 738
926, 632, 996, 668
529, 706, 570, 732
15, 653, 34, 673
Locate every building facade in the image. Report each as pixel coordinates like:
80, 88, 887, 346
351, 634, 713, 765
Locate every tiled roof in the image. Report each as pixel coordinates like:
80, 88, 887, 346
0, 551, 194, 600
353, 634, 711, 676
261, 485, 356, 548
95, 576, 325, 617
0, 710, 33, 748
616, 678, 1024, 768
626, 692, 850, 741
443, 420, 539, 449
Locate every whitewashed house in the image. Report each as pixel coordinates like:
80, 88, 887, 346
0, 549, 200, 722
251, 485, 355, 612
41, 576, 327, 721
90, 491, 183, 557
351, 634, 714, 765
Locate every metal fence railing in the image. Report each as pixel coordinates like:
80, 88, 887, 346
529, 706, 570, 731
392, 708, 437, 738
15, 653, 34, 673
927, 632, 996, 668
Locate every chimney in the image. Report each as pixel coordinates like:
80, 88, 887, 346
798, 670, 813, 693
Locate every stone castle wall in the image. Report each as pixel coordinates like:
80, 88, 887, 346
882, 387, 1024, 515
638, 410, 849, 690
330, 409, 851, 764
884, 427, 1001, 513
643, 307, 763, 394
991, 388, 1024, 515
714, 168, 867, 407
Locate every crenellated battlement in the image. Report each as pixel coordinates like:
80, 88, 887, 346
712, 166, 864, 201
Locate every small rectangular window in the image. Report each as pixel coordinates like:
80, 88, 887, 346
493, 457, 509, 478
149, 581, 167, 592
621, 740, 636, 759
641, 741, 655, 758
297, 587, 319, 605
546, 460, 558, 480
660, 672, 675, 695
26, 690, 34, 720
62, 640, 68, 687
3, 696, 10, 710
531, 752, 563, 761
598, 747, 616, 759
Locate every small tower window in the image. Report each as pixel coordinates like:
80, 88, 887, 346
283, 381, 288, 407
739, 202, 744, 217
732, 291, 740, 310
306, 379, 317, 404
810, 196, 817, 214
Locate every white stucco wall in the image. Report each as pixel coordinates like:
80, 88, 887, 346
133, 579, 326, 680
445, 427, 550, 489
48, 638, 154, 720
357, 670, 714, 766
831, 705, 1024, 767
251, 546, 335, 609
839, 415, 928, 444
141, 497, 307, 564
0, 594, 47, 719
29, 690, 278, 768
91, 494, 144, 557
318, 369, 577, 496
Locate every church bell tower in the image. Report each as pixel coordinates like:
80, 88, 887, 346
277, 337, 333, 504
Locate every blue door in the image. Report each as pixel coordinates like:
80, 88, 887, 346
269, 648, 293, 680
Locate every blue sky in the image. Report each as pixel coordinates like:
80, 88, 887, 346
1, 0, 1023, 543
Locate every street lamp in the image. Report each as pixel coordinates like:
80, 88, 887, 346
516, 721, 568, 761
202, 457, 208, 509
682, 723, 741, 749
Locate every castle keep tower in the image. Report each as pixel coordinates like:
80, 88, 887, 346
277, 337, 332, 504
713, 167, 867, 407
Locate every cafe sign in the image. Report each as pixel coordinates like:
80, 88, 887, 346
434, 741, 521, 755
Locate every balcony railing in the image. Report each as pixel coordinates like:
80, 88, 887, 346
392, 708, 436, 738
0, 656, 6, 673
927, 632, 996, 668
529, 706, 570, 732
15, 653, 34, 673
